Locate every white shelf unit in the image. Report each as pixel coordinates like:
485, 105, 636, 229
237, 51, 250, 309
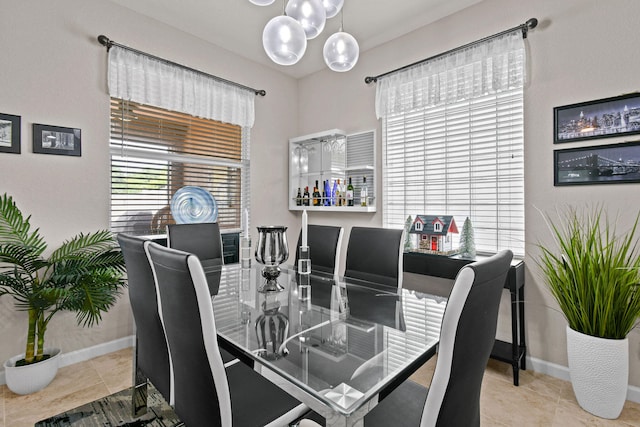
289, 129, 376, 212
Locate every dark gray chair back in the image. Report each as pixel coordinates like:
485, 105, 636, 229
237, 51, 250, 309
294, 224, 344, 276
117, 234, 171, 404
167, 222, 224, 267
421, 249, 513, 426
344, 226, 404, 290
145, 242, 231, 426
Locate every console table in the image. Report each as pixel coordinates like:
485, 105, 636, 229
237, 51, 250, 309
403, 252, 526, 386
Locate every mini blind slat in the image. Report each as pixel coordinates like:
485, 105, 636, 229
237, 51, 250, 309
110, 98, 248, 235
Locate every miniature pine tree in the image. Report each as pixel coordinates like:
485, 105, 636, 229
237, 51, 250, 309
403, 215, 413, 252
459, 216, 476, 259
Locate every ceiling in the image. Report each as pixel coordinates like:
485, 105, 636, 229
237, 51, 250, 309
107, 0, 483, 79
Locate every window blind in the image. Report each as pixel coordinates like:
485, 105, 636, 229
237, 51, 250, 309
110, 98, 250, 235
382, 89, 524, 256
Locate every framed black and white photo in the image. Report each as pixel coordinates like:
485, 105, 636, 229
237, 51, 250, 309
554, 140, 640, 186
0, 113, 21, 154
33, 123, 81, 156
554, 93, 640, 143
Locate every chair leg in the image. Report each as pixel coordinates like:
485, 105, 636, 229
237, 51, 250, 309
131, 343, 148, 417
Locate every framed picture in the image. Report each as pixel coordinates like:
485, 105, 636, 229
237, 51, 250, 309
0, 113, 21, 154
33, 123, 81, 156
554, 93, 640, 143
554, 140, 640, 186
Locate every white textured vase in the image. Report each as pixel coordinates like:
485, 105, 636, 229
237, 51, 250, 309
566, 326, 628, 419
3, 348, 61, 395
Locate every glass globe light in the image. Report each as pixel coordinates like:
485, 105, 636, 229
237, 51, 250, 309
323, 31, 359, 72
249, 0, 276, 5
263, 15, 307, 65
285, 0, 326, 39
322, 0, 343, 18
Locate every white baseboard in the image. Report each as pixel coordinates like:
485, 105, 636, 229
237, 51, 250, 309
527, 355, 640, 403
0, 335, 134, 386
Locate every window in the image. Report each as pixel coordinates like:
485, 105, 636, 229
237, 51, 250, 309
415, 221, 423, 231
380, 31, 525, 256
433, 222, 442, 233
110, 99, 250, 235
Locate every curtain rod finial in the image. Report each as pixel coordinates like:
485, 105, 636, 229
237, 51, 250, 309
97, 35, 112, 49
256, 89, 267, 97
526, 18, 538, 30
365, 76, 377, 85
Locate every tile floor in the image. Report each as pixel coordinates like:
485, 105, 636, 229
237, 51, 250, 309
1, 347, 639, 426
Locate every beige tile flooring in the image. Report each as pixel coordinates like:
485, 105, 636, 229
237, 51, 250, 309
1, 347, 639, 426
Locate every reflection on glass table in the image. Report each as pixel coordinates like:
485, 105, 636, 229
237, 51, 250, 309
207, 263, 447, 426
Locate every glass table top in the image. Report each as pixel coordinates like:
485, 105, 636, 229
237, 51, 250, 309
206, 262, 447, 417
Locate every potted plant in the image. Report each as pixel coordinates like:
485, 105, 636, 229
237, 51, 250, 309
537, 205, 640, 419
0, 194, 126, 394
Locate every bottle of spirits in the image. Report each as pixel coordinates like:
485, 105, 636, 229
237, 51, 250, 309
296, 187, 302, 206
323, 180, 330, 206
331, 180, 338, 206
335, 179, 342, 206
360, 176, 368, 207
313, 180, 320, 206
303, 186, 310, 206
346, 177, 354, 206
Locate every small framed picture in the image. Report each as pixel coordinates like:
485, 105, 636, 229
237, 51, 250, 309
33, 123, 81, 156
554, 140, 640, 186
554, 93, 640, 143
0, 113, 21, 154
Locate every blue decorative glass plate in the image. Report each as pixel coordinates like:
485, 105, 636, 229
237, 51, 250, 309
170, 186, 218, 224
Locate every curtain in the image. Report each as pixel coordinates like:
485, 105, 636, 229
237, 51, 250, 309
108, 46, 255, 128
375, 30, 525, 119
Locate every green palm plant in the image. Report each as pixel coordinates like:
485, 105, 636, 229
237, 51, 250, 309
537, 205, 640, 339
0, 194, 126, 365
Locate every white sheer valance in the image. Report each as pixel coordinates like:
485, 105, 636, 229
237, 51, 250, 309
108, 46, 255, 128
375, 30, 526, 119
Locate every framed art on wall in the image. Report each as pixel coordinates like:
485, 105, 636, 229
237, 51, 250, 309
33, 123, 81, 156
554, 140, 640, 186
0, 113, 21, 154
554, 93, 640, 143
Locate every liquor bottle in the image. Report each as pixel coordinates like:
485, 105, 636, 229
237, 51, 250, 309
303, 186, 310, 206
346, 177, 354, 206
331, 180, 338, 206
313, 181, 321, 206
360, 176, 368, 207
296, 187, 302, 206
323, 180, 330, 206
335, 179, 342, 206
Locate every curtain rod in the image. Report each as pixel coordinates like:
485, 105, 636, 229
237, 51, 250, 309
364, 18, 538, 85
97, 35, 266, 97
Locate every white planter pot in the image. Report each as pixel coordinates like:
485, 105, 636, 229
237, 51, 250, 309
566, 326, 628, 419
3, 347, 61, 395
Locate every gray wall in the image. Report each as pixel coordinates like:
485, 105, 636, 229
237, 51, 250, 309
0, 0, 299, 367
296, 0, 640, 388
1, 0, 639, 392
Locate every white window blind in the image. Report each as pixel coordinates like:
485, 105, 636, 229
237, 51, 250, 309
110, 99, 250, 235
380, 30, 525, 256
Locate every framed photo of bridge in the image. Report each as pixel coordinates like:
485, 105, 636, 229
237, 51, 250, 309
554, 93, 640, 143
554, 140, 640, 186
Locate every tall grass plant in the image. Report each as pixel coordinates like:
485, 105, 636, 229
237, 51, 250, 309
537, 205, 640, 339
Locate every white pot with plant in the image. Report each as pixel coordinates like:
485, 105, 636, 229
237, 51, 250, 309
0, 194, 126, 395
537, 205, 640, 419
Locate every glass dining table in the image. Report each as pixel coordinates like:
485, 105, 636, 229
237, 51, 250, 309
202, 261, 448, 427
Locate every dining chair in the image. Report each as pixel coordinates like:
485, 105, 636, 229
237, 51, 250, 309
167, 222, 224, 294
166, 222, 224, 268
145, 242, 309, 427
117, 234, 172, 407
294, 224, 344, 276
299, 249, 514, 427
344, 226, 404, 290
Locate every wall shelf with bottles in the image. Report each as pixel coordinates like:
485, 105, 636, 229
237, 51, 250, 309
289, 129, 376, 212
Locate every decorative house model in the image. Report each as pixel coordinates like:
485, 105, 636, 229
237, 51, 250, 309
409, 215, 459, 254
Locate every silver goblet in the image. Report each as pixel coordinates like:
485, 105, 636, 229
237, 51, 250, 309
255, 226, 289, 293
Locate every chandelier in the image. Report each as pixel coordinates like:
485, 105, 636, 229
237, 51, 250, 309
250, 0, 359, 72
